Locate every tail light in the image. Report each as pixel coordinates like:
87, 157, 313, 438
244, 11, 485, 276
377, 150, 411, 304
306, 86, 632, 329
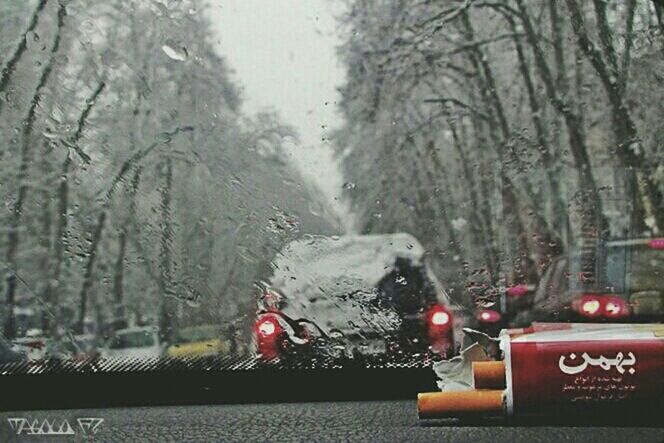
426, 305, 452, 337
257, 317, 279, 337
431, 310, 451, 326
506, 285, 529, 297
572, 294, 629, 319
426, 305, 454, 356
603, 296, 629, 318
648, 238, 664, 249
476, 309, 501, 323
255, 314, 284, 359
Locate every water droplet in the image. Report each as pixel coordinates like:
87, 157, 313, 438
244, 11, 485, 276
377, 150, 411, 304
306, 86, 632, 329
162, 44, 188, 61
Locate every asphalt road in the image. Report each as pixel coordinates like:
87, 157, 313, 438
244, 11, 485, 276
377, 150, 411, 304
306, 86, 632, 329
1, 400, 663, 442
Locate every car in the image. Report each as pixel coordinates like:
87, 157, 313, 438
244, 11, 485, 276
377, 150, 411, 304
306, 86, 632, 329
11, 329, 48, 362
100, 327, 165, 360
469, 307, 505, 337
252, 233, 461, 363
511, 238, 664, 326
167, 325, 229, 359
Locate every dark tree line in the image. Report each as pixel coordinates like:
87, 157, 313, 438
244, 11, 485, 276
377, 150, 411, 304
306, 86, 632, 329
334, 0, 663, 304
0, 0, 341, 343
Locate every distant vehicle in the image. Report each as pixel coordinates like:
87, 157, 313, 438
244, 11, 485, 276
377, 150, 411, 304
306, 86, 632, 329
512, 238, 664, 326
470, 308, 505, 337
252, 233, 461, 362
101, 327, 165, 360
11, 330, 48, 362
167, 325, 228, 359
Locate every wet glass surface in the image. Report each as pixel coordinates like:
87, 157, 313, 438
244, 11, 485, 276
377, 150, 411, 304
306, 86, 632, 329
0, 0, 662, 371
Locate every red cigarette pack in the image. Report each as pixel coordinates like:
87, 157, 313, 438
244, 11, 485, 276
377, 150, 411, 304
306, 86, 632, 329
501, 323, 664, 415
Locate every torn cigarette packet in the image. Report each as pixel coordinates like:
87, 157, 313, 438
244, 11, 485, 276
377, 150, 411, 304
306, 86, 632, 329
417, 323, 664, 419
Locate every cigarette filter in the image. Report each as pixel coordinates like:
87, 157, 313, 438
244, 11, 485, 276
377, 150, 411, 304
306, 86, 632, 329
417, 390, 504, 419
472, 360, 506, 389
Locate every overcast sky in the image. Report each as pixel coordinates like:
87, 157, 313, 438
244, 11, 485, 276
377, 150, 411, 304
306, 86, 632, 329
207, 0, 351, 229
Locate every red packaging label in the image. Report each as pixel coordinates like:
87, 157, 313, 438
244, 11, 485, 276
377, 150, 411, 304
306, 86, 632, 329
502, 324, 664, 414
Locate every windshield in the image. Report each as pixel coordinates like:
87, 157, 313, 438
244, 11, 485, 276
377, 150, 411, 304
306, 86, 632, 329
0, 0, 662, 385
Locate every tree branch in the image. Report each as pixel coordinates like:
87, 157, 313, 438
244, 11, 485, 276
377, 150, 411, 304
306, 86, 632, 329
64, 80, 107, 164
592, 0, 620, 75
0, 0, 49, 113
620, 0, 637, 94
417, 0, 478, 29
565, 0, 614, 93
101, 126, 194, 204
423, 97, 491, 121
445, 33, 525, 56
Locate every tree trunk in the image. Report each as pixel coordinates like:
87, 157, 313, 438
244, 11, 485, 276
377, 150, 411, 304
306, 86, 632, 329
74, 127, 192, 333
516, 0, 606, 241
47, 155, 70, 337
112, 229, 127, 322
505, 11, 567, 251
3, 3, 66, 339
111, 168, 140, 329
76, 211, 106, 334
422, 139, 464, 263
38, 141, 53, 333
448, 116, 499, 280
461, 11, 539, 283
0, 0, 49, 114
654, 0, 664, 35
158, 159, 175, 343
48, 79, 106, 336
566, 0, 663, 233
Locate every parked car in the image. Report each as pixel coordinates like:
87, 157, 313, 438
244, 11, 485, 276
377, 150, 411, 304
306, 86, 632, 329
11, 329, 48, 362
252, 233, 462, 363
166, 325, 228, 359
100, 326, 165, 360
511, 238, 664, 326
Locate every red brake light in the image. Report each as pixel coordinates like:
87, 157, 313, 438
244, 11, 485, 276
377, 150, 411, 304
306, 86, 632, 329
431, 310, 450, 326
648, 238, 664, 249
506, 284, 529, 297
603, 296, 629, 318
258, 319, 277, 336
580, 296, 602, 317
573, 294, 629, 319
426, 305, 454, 356
476, 309, 501, 323
427, 305, 451, 326
255, 314, 284, 360
256, 316, 281, 338
426, 305, 453, 339
571, 295, 602, 318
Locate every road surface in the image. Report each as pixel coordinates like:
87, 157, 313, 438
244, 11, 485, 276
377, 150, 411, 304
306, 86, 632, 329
1, 400, 662, 442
